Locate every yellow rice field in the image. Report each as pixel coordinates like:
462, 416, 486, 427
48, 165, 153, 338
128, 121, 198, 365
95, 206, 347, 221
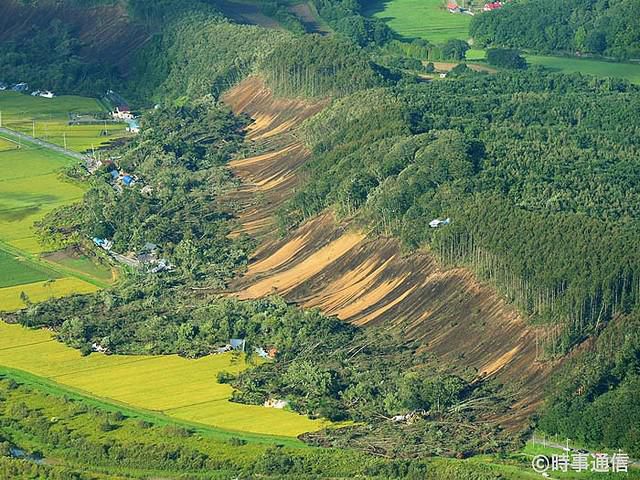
0, 277, 99, 311
0, 322, 327, 437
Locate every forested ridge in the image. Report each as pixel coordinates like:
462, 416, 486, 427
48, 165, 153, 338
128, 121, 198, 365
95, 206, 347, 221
280, 70, 640, 354
470, 0, 640, 59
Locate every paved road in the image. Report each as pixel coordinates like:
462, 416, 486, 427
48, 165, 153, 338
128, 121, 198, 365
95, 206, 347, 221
0, 126, 91, 162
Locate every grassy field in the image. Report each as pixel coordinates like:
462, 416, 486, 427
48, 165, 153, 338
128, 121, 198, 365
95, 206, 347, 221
0, 91, 129, 153
363, 0, 472, 43
0, 132, 86, 254
526, 55, 640, 84
43, 250, 115, 283
0, 277, 99, 310
0, 322, 328, 437
0, 248, 61, 288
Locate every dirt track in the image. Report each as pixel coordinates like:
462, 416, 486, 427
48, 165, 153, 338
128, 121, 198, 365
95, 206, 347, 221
222, 77, 557, 427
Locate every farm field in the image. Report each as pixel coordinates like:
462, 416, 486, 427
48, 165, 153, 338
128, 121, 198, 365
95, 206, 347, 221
0, 322, 328, 437
0, 91, 129, 153
0, 136, 19, 152
363, 0, 472, 43
0, 277, 98, 311
526, 55, 640, 85
42, 250, 115, 284
0, 132, 85, 254
0, 248, 61, 289
0, 125, 113, 310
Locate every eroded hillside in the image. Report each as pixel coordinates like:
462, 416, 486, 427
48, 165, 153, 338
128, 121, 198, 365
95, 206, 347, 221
0, 0, 149, 76
223, 77, 557, 427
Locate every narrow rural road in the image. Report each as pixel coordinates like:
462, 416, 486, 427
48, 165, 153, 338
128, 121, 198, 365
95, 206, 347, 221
0, 126, 90, 162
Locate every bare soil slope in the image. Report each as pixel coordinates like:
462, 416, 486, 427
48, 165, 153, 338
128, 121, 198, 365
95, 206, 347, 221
223, 77, 555, 427
0, 0, 149, 76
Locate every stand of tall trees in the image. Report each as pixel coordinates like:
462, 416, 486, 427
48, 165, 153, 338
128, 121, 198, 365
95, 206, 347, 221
279, 70, 640, 355
470, 0, 640, 60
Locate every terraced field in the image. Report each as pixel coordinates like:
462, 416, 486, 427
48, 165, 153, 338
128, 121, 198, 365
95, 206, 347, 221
0, 322, 327, 437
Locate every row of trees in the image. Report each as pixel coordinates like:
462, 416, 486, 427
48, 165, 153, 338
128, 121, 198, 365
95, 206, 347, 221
539, 312, 640, 456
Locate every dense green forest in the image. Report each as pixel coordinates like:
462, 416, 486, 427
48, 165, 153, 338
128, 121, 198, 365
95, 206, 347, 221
0, 17, 119, 95
279, 70, 640, 354
470, 0, 640, 59
538, 311, 640, 456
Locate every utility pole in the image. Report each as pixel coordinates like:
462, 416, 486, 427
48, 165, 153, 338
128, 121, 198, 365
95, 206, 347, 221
0, 110, 2, 128
63, 132, 67, 150
32, 120, 35, 138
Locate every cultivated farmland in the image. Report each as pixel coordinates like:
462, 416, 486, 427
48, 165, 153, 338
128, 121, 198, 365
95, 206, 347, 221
0, 132, 85, 254
0, 277, 98, 311
0, 322, 328, 437
0, 248, 61, 288
0, 110, 115, 309
363, 0, 472, 43
0, 91, 129, 153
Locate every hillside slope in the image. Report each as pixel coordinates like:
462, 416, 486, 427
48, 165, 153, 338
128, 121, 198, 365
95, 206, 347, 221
0, 0, 149, 77
223, 77, 555, 427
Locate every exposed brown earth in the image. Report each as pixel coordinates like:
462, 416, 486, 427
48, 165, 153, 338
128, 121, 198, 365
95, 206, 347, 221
222, 77, 557, 428
222, 77, 326, 237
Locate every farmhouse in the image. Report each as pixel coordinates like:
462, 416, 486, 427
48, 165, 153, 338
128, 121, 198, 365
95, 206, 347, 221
112, 106, 134, 120
483, 1, 503, 11
230, 338, 246, 351
12, 83, 29, 92
264, 398, 289, 409
126, 118, 141, 133
254, 346, 278, 359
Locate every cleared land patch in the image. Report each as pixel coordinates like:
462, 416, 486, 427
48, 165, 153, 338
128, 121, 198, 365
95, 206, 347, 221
0, 91, 129, 153
0, 322, 328, 437
363, 0, 472, 43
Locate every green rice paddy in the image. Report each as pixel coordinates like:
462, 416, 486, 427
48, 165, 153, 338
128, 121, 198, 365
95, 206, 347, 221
0, 94, 123, 309
363, 0, 472, 43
